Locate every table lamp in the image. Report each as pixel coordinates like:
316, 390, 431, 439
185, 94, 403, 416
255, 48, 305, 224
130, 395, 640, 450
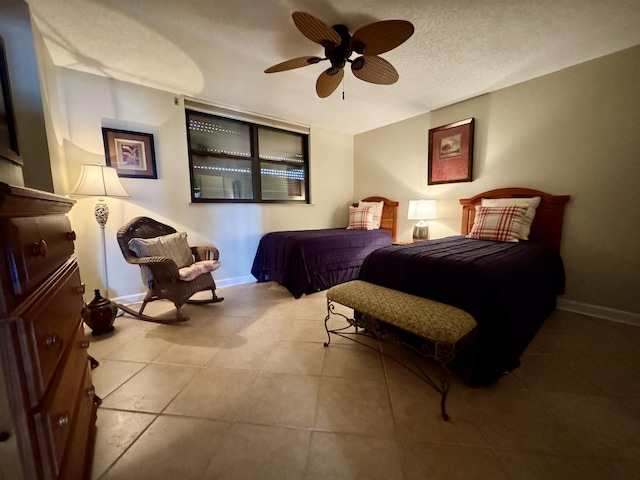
407, 199, 437, 241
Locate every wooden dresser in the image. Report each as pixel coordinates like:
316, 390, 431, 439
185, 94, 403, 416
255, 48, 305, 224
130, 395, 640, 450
0, 182, 98, 480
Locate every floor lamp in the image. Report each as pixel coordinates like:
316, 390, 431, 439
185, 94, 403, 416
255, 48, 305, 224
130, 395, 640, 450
407, 199, 437, 241
70, 164, 129, 334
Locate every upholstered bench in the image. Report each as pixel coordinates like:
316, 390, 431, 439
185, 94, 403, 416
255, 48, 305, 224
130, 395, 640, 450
324, 280, 477, 421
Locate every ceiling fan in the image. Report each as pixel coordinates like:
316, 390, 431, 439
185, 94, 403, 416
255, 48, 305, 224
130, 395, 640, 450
265, 11, 414, 98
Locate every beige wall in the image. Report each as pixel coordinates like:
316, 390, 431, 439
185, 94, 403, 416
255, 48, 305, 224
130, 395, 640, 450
39, 67, 354, 302
355, 45, 640, 320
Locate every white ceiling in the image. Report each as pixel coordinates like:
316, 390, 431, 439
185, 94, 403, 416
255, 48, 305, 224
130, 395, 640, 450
25, 0, 640, 135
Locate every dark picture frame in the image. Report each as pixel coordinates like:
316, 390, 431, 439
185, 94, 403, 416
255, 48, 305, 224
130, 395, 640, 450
428, 118, 474, 185
102, 127, 157, 179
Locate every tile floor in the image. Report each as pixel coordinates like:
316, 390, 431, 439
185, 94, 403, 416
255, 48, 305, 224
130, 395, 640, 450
86, 282, 640, 480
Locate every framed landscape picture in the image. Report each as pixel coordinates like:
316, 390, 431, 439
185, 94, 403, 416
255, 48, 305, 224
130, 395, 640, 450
102, 127, 157, 179
428, 118, 474, 185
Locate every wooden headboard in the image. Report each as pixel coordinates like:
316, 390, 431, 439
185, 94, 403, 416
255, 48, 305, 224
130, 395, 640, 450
459, 188, 570, 251
353, 196, 399, 243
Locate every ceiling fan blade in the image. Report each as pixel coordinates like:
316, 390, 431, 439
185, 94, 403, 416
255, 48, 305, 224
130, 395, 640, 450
264, 56, 322, 73
351, 55, 399, 85
292, 11, 341, 47
316, 68, 344, 98
351, 20, 414, 55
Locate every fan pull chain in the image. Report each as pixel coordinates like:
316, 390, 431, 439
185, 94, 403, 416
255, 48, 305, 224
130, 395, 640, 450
342, 77, 345, 100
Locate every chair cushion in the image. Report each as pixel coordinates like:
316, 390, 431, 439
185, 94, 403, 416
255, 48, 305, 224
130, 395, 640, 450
128, 231, 194, 268
178, 260, 221, 281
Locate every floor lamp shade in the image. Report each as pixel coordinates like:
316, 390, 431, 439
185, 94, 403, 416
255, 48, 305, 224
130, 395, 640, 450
70, 164, 129, 225
407, 199, 437, 241
70, 164, 129, 196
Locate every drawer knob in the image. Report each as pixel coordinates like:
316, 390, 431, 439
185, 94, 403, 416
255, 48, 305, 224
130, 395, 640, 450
56, 414, 70, 428
45, 332, 59, 347
67, 230, 77, 241
77, 283, 86, 295
87, 387, 95, 398
81, 340, 90, 349
31, 239, 48, 257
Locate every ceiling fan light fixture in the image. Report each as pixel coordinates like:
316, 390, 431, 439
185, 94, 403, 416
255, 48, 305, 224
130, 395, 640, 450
351, 57, 365, 71
266, 11, 414, 98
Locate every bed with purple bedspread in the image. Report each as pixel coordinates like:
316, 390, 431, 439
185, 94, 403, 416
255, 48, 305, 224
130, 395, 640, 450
359, 236, 566, 386
252, 228, 392, 298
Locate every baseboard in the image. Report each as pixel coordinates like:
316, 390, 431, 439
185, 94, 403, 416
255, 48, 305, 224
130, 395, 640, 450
216, 275, 255, 288
114, 282, 640, 327
111, 284, 640, 327
557, 299, 640, 327
111, 275, 256, 306
112, 293, 146, 306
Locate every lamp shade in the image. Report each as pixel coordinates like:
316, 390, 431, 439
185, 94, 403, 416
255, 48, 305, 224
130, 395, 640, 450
70, 164, 129, 198
407, 199, 437, 220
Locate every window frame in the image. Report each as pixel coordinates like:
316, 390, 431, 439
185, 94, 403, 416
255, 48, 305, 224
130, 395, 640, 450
185, 109, 310, 204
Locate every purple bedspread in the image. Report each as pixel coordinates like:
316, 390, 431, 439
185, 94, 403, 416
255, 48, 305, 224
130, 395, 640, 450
252, 228, 392, 298
359, 236, 566, 386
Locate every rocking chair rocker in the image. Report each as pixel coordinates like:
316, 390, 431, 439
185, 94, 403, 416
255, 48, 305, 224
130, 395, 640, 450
116, 216, 223, 323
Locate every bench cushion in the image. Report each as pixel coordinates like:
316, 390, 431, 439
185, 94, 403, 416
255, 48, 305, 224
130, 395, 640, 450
327, 280, 476, 344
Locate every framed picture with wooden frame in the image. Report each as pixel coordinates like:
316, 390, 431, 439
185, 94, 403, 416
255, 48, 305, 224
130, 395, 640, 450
428, 118, 474, 185
102, 127, 157, 179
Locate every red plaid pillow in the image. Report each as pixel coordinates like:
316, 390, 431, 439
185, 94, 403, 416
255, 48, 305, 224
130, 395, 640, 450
347, 206, 375, 230
466, 205, 528, 242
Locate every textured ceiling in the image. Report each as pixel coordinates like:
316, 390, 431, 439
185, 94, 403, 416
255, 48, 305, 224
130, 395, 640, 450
25, 0, 640, 134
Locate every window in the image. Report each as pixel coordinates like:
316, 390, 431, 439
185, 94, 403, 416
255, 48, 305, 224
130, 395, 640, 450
186, 109, 309, 203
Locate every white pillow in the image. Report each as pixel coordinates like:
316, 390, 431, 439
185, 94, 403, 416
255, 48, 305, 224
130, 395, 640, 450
358, 201, 384, 229
481, 196, 541, 240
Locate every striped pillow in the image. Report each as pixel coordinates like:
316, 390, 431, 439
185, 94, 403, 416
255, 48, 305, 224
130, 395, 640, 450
346, 206, 375, 230
466, 205, 528, 242
481, 196, 541, 240
128, 231, 194, 267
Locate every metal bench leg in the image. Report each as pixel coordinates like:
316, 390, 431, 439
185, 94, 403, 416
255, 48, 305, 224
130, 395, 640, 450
439, 364, 452, 421
324, 299, 366, 347
324, 300, 332, 347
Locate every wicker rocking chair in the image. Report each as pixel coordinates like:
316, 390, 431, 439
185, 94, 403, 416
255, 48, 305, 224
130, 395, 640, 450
116, 216, 223, 323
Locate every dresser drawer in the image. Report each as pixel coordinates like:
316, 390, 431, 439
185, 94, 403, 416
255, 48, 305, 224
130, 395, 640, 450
2, 215, 76, 299
58, 365, 98, 480
35, 324, 91, 478
21, 261, 85, 405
